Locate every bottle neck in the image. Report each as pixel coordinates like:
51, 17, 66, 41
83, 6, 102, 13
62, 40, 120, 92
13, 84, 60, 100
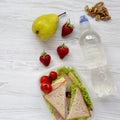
80, 21, 91, 31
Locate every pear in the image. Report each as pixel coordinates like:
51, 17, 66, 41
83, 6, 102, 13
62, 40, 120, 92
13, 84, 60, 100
32, 12, 66, 41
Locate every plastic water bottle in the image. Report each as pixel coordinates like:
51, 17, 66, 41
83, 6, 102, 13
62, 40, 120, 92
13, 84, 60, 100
79, 15, 115, 97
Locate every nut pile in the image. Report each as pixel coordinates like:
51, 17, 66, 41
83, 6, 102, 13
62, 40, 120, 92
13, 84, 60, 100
85, 2, 111, 21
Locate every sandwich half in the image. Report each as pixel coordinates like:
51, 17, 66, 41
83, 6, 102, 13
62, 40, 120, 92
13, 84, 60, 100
44, 79, 67, 120
67, 87, 90, 120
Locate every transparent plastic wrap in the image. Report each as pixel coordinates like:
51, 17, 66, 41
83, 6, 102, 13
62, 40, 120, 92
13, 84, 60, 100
38, 63, 95, 120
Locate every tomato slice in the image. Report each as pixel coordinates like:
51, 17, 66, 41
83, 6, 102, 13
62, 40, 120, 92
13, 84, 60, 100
49, 71, 57, 80
40, 82, 52, 93
40, 75, 51, 84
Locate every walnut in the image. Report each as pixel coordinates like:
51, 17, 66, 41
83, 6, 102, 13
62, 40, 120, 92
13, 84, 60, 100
95, 15, 100, 21
84, 5, 89, 12
84, 2, 111, 21
94, 2, 104, 7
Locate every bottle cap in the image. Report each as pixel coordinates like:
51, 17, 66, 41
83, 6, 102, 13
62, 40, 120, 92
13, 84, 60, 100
80, 15, 88, 23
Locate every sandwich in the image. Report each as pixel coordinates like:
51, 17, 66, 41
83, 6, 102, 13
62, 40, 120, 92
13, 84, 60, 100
40, 66, 93, 120
44, 80, 67, 120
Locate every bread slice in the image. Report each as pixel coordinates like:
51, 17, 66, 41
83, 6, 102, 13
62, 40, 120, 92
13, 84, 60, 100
62, 74, 72, 92
44, 81, 67, 119
67, 87, 90, 120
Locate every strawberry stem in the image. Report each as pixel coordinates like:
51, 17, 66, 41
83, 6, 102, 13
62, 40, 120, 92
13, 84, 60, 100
66, 18, 74, 28
61, 43, 66, 48
41, 51, 47, 57
68, 18, 70, 24
66, 19, 70, 26
58, 12, 66, 17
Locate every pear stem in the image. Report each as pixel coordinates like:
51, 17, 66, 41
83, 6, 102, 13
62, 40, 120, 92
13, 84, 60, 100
58, 12, 66, 17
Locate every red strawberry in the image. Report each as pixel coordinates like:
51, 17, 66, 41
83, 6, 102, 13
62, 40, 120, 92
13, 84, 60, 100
57, 43, 69, 59
39, 51, 51, 66
62, 19, 73, 37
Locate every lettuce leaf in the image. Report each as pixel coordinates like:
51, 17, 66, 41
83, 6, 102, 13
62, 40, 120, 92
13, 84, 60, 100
73, 118, 88, 120
57, 66, 72, 75
69, 82, 77, 111
45, 100, 56, 120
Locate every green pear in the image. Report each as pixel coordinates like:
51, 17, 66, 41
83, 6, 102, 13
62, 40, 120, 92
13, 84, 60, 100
32, 12, 66, 41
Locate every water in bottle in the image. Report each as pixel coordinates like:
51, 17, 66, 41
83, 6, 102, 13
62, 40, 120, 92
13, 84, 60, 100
79, 15, 115, 97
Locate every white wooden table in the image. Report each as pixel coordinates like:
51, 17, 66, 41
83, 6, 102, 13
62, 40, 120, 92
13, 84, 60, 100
0, 0, 120, 120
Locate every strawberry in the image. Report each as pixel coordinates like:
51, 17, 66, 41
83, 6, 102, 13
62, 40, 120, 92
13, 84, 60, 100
61, 19, 73, 37
39, 51, 51, 66
57, 43, 69, 59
